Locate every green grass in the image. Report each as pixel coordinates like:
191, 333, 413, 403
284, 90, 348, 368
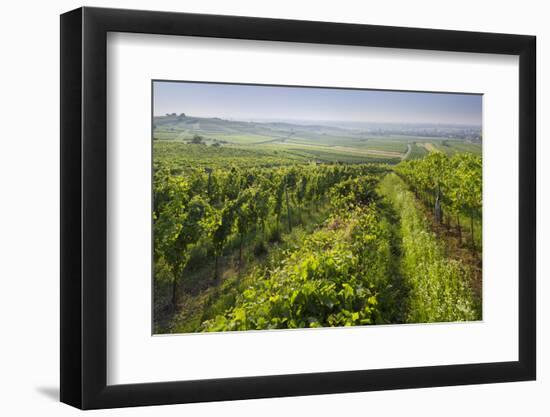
405, 144, 428, 160
207, 133, 279, 144
358, 139, 409, 153
378, 173, 480, 322
436, 141, 482, 155
278, 147, 399, 164
153, 129, 186, 141
282, 136, 410, 153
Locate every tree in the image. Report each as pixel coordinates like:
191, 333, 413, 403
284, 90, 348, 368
191, 134, 204, 144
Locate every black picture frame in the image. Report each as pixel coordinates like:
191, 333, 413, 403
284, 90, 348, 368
60, 6, 536, 410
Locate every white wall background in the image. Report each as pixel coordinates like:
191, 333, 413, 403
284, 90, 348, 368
0, 0, 546, 415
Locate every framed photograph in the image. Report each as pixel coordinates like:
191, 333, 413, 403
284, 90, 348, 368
60, 6, 536, 409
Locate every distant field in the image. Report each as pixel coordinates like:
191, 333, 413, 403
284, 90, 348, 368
405, 144, 428, 160
436, 141, 482, 155
153, 129, 187, 141
283, 132, 359, 146
153, 141, 307, 170
153, 128, 267, 144
269, 141, 401, 157
419, 142, 438, 153
279, 147, 398, 164
153, 140, 398, 169
359, 139, 409, 153
210, 133, 279, 144
412, 140, 482, 156
153, 134, 481, 166
256, 141, 401, 163
153, 116, 481, 165
283, 136, 410, 153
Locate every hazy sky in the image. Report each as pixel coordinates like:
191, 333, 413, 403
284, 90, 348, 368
153, 81, 482, 126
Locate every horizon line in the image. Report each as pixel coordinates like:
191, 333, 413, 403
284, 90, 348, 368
152, 113, 482, 128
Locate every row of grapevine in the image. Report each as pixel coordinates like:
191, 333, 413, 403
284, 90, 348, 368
153, 162, 388, 307
395, 152, 482, 247
201, 175, 396, 331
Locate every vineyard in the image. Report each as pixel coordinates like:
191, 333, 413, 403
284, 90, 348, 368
153, 142, 482, 333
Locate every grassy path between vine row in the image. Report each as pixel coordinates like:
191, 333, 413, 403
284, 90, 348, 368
378, 173, 481, 322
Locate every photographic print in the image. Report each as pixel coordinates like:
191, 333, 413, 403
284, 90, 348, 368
152, 81, 482, 334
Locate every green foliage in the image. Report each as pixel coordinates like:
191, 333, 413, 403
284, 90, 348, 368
395, 152, 482, 247
154, 152, 388, 284
202, 204, 393, 331
153, 173, 213, 304
154, 145, 480, 331
329, 175, 379, 209
395, 152, 482, 219
190, 134, 204, 144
